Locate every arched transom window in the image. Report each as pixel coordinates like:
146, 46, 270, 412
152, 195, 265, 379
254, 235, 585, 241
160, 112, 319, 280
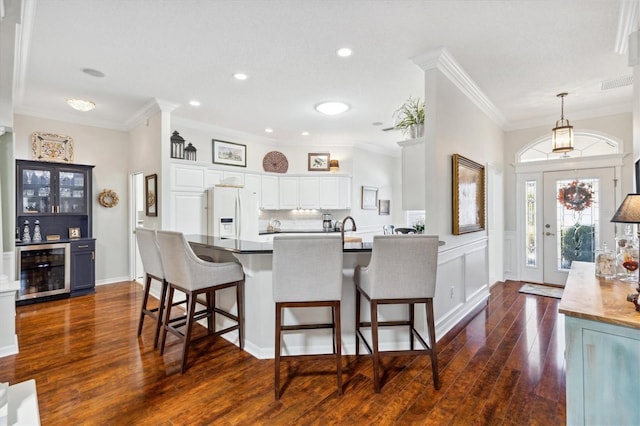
517, 131, 621, 163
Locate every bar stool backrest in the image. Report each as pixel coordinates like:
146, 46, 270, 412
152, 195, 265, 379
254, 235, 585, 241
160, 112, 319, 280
272, 235, 343, 303
364, 235, 438, 299
135, 227, 165, 280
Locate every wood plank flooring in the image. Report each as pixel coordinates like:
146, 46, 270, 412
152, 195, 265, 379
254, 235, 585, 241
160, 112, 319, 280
0, 280, 565, 425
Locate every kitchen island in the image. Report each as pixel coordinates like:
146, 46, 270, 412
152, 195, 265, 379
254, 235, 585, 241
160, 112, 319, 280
559, 261, 640, 425
186, 234, 489, 360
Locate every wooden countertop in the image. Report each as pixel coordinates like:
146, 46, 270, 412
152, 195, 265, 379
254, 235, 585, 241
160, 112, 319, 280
559, 261, 640, 330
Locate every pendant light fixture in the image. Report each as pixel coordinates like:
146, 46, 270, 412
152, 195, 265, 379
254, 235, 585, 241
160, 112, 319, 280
552, 92, 574, 153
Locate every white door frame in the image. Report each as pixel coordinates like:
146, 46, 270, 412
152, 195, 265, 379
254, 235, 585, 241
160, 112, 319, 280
129, 171, 145, 281
515, 154, 625, 283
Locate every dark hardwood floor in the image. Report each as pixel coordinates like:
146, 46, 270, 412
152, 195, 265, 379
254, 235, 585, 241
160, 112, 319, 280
0, 280, 565, 425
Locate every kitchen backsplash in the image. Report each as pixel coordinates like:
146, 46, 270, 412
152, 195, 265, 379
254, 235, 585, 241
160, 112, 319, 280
259, 210, 349, 231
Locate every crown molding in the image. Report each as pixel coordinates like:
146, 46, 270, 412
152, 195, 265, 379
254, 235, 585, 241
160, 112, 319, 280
614, 0, 639, 55
411, 47, 508, 129
13, 0, 36, 105
13, 105, 131, 131
504, 101, 634, 132
123, 98, 180, 130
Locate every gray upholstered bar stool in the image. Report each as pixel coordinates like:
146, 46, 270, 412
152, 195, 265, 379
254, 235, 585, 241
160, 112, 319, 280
156, 230, 245, 373
135, 227, 168, 349
354, 234, 440, 392
272, 234, 344, 400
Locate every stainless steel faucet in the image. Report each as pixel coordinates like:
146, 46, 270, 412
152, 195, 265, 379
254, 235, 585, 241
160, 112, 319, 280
341, 216, 357, 243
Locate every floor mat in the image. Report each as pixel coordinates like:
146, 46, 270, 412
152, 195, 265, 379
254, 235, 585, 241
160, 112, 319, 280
518, 283, 564, 299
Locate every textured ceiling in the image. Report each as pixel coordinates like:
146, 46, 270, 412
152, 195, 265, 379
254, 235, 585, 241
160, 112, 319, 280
12, 0, 635, 152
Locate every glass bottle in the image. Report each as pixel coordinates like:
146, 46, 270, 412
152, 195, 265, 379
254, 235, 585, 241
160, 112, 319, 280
22, 220, 31, 243
616, 225, 639, 281
595, 242, 615, 279
33, 220, 42, 242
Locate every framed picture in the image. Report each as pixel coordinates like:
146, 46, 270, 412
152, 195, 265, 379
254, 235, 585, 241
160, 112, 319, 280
31, 132, 74, 163
145, 174, 158, 217
213, 139, 247, 167
452, 154, 485, 235
68, 227, 81, 239
308, 153, 330, 171
361, 186, 378, 210
378, 199, 390, 215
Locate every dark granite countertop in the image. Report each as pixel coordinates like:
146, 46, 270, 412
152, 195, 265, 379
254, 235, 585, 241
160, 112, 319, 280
16, 237, 96, 247
259, 229, 341, 235
187, 234, 372, 254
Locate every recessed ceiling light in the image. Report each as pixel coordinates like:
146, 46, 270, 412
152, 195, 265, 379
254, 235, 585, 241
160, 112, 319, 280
315, 101, 350, 116
189, 100, 201, 107
301, 131, 309, 136
66, 98, 96, 112
82, 68, 105, 78
233, 73, 249, 80
337, 48, 353, 57
265, 128, 273, 133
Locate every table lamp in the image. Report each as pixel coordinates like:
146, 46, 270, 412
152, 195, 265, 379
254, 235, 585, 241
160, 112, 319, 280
611, 194, 640, 310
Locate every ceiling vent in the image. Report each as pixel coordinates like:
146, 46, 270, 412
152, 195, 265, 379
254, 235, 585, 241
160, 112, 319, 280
601, 75, 633, 90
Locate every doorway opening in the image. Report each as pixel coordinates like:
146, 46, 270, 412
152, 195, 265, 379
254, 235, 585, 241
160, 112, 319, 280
130, 172, 145, 282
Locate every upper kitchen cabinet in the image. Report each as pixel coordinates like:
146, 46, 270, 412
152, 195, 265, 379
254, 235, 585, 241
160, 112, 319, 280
261, 175, 279, 209
398, 138, 425, 210
278, 176, 351, 210
17, 160, 94, 216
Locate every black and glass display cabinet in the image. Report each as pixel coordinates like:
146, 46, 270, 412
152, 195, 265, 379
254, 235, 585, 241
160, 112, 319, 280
16, 159, 96, 301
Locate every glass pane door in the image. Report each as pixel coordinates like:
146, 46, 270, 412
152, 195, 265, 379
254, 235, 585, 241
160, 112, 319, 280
542, 168, 616, 285
58, 171, 86, 213
21, 168, 52, 214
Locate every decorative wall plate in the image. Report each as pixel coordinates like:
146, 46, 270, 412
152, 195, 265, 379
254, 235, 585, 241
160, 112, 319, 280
31, 132, 74, 163
262, 151, 288, 173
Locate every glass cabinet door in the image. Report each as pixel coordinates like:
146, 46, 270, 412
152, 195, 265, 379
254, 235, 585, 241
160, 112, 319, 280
20, 167, 52, 214
58, 170, 87, 214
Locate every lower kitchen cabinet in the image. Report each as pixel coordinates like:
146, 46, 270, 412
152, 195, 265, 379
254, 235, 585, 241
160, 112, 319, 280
70, 239, 95, 296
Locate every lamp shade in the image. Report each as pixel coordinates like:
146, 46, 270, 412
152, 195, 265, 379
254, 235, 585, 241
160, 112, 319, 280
611, 194, 640, 223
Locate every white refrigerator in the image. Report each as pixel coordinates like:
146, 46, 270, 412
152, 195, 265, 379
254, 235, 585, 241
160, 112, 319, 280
207, 186, 260, 241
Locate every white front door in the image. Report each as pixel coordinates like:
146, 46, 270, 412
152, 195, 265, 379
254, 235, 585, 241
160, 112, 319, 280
542, 168, 616, 285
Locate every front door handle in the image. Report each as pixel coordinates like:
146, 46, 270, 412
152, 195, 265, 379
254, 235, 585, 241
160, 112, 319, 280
545, 231, 555, 236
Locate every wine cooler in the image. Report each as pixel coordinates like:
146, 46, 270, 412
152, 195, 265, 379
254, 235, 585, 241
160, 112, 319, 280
16, 243, 70, 301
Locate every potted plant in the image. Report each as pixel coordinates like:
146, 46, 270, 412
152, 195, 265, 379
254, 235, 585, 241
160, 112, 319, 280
393, 96, 425, 139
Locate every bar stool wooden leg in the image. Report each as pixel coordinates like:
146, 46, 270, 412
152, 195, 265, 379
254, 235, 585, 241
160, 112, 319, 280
237, 280, 244, 350
427, 299, 440, 390
274, 303, 283, 400
409, 302, 415, 351
181, 292, 197, 374
371, 300, 381, 393
355, 289, 361, 356
137, 274, 152, 337
153, 279, 168, 349
334, 301, 343, 395
159, 286, 175, 355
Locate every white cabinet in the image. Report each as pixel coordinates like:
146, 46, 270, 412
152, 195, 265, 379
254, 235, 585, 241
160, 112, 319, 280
261, 175, 279, 209
399, 138, 425, 210
244, 173, 261, 195
279, 177, 299, 209
171, 164, 205, 192
170, 191, 207, 235
299, 177, 320, 208
338, 176, 351, 209
277, 175, 351, 210
205, 169, 223, 188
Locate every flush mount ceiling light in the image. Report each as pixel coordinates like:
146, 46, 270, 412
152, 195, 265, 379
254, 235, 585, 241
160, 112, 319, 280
552, 92, 574, 153
337, 47, 353, 57
233, 72, 249, 80
66, 98, 96, 112
189, 100, 201, 107
315, 101, 350, 116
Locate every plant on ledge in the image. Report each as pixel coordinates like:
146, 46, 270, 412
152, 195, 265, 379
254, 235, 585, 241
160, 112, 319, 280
393, 96, 425, 139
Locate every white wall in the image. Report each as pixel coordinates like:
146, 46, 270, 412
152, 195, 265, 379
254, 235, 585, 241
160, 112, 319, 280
13, 114, 130, 284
